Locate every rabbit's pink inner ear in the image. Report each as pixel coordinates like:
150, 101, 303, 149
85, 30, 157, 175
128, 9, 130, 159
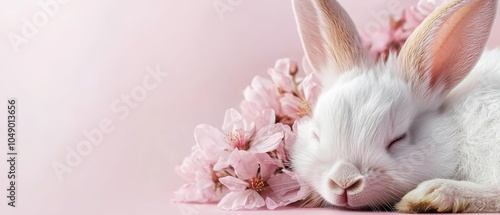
292, 0, 368, 74
399, 0, 497, 92
428, 0, 496, 90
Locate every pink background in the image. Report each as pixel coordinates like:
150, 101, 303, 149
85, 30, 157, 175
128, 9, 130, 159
0, 0, 499, 214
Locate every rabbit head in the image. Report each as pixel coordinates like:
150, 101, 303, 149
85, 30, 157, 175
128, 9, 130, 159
291, 0, 497, 209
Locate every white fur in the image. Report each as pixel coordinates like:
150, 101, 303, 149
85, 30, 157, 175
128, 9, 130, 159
290, 0, 500, 212
292, 55, 456, 209
293, 49, 500, 212
446, 49, 500, 185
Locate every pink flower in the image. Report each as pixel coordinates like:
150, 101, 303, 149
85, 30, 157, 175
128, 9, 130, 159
279, 73, 320, 121
193, 125, 227, 163
175, 107, 280, 203
364, 26, 398, 60
275, 124, 296, 165
195, 108, 270, 156
217, 150, 306, 210
193, 108, 284, 171
263, 170, 309, 209
213, 122, 285, 170
280, 93, 303, 121
217, 150, 280, 210
363, 0, 446, 61
241, 76, 282, 119
175, 146, 204, 181
174, 174, 226, 203
299, 73, 321, 106
242, 58, 321, 126
268, 58, 298, 93
401, 5, 427, 34
174, 146, 226, 203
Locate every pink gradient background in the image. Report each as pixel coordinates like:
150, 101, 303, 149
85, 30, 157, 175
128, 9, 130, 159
0, 0, 499, 214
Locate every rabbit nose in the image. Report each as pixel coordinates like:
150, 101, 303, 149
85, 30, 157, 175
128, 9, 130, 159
328, 161, 365, 195
329, 176, 364, 192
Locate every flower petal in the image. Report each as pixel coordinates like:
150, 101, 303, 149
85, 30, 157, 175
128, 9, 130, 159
240, 100, 260, 120
268, 59, 295, 92
174, 179, 227, 204
262, 171, 309, 209
279, 93, 301, 120
252, 109, 276, 131
219, 176, 248, 192
229, 150, 259, 180
243, 76, 282, 115
222, 108, 244, 132
254, 153, 280, 181
217, 190, 265, 210
173, 183, 205, 203
248, 124, 284, 154
213, 150, 231, 171
194, 124, 227, 162
299, 73, 321, 104
275, 124, 296, 164
175, 146, 212, 181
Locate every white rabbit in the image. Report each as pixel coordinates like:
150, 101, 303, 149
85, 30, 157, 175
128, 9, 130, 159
290, 0, 500, 213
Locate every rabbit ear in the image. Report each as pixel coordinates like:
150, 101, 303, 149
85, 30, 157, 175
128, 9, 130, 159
292, 0, 368, 74
398, 0, 497, 95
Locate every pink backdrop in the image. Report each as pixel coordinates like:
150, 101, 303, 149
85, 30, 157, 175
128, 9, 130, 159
0, 0, 499, 214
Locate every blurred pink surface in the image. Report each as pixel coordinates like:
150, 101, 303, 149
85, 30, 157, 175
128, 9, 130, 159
0, 0, 499, 214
